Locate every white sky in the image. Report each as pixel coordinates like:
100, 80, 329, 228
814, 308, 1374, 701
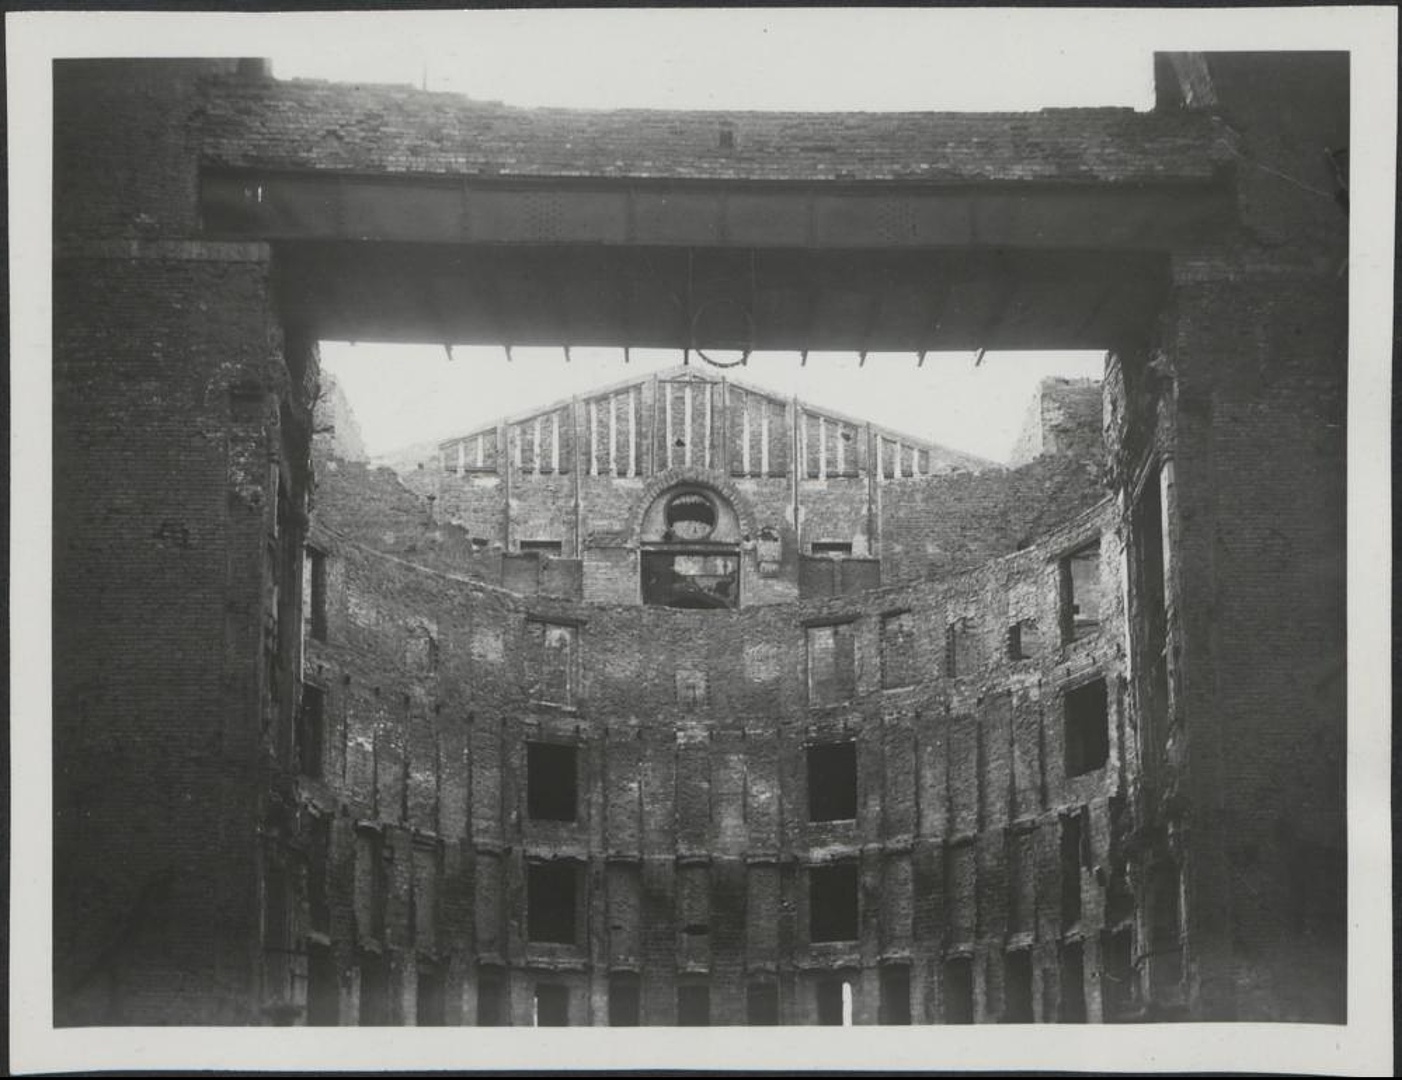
325, 344, 1106, 464
265, 9, 1157, 113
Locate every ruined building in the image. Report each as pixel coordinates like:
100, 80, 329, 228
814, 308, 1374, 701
52, 53, 1348, 1027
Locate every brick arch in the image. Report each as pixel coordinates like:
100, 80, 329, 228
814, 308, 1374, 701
627, 465, 756, 546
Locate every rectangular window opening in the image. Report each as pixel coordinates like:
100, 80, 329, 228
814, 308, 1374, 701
527, 861, 578, 944
746, 981, 779, 1025
1102, 929, 1135, 1022
528, 620, 577, 707
816, 976, 854, 1026
1064, 678, 1110, 776
810, 541, 853, 557
943, 956, 975, 1024
520, 539, 563, 557
1060, 809, 1085, 926
641, 550, 740, 609
1059, 942, 1087, 1023
807, 622, 856, 706
945, 618, 974, 678
526, 741, 578, 822
534, 983, 569, 1027
608, 973, 641, 1027
297, 683, 325, 779
1003, 950, 1034, 1023
307, 943, 338, 1026
416, 964, 445, 1027
880, 610, 916, 689
308, 812, 330, 935
677, 984, 711, 1026
879, 965, 912, 1025
1008, 619, 1043, 661
806, 741, 858, 823
809, 862, 859, 943
1061, 540, 1102, 643
305, 546, 327, 642
358, 955, 390, 1026
476, 967, 506, 1026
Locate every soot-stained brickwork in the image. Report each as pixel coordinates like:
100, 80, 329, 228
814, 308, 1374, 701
52, 52, 1347, 1027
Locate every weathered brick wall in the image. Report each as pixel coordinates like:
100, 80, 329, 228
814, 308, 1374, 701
297, 442, 1127, 1024
879, 454, 1107, 584
1010, 378, 1106, 467
53, 245, 292, 1023
53, 59, 314, 1025
1109, 52, 1349, 1023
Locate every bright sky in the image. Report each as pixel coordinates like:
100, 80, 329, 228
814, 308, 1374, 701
265, 9, 1157, 113
324, 345, 1106, 464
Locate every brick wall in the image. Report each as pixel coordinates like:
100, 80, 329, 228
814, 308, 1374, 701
293, 444, 1128, 1024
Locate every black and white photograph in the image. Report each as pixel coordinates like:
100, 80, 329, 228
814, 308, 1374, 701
7, 7, 1395, 1074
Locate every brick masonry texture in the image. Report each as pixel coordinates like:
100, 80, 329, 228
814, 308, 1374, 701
50, 52, 1348, 1028
196, 75, 1227, 184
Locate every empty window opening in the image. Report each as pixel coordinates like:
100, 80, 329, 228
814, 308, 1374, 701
746, 981, 780, 1025
417, 964, 445, 1027
880, 610, 916, 689
1061, 540, 1102, 642
1064, 678, 1110, 776
358, 955, 390, 1026
297, 683, 325, 779
527, 620, 577, 706
1134, 468, 1168, 647
476, 967, 506, 1026
307, 943, 338, 1026
665, 491, 717, 540
1058, 943, 1087, 1023
677, 984, 710, 1026
527, 861, 578, 944
527, 741, 578, 822
942, 957, 975, 1024
534, 983, 569, 1027
810, 541, 853, 557
304, 546, 328, 642
1060, 809, 1085, 926
807, 741, 858, 822
1007, 619, 1043, 661
945, 618, 974, 678
809, 862, 859, 942
308, 812, 330, 935
1149, 861, 1184, 999
807, 622, 856, 706
641, 550, 739, 609
816, 977, 854, 1026
879, 965, 912, 1025
609, 973, 641, 1026
1003, 950, 1034, 1023
519, 539, 563, 557
356, 829, 387, 942
1101, 929, 1135, 1022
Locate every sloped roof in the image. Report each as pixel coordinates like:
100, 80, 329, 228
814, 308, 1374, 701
437, 364, 998, 473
